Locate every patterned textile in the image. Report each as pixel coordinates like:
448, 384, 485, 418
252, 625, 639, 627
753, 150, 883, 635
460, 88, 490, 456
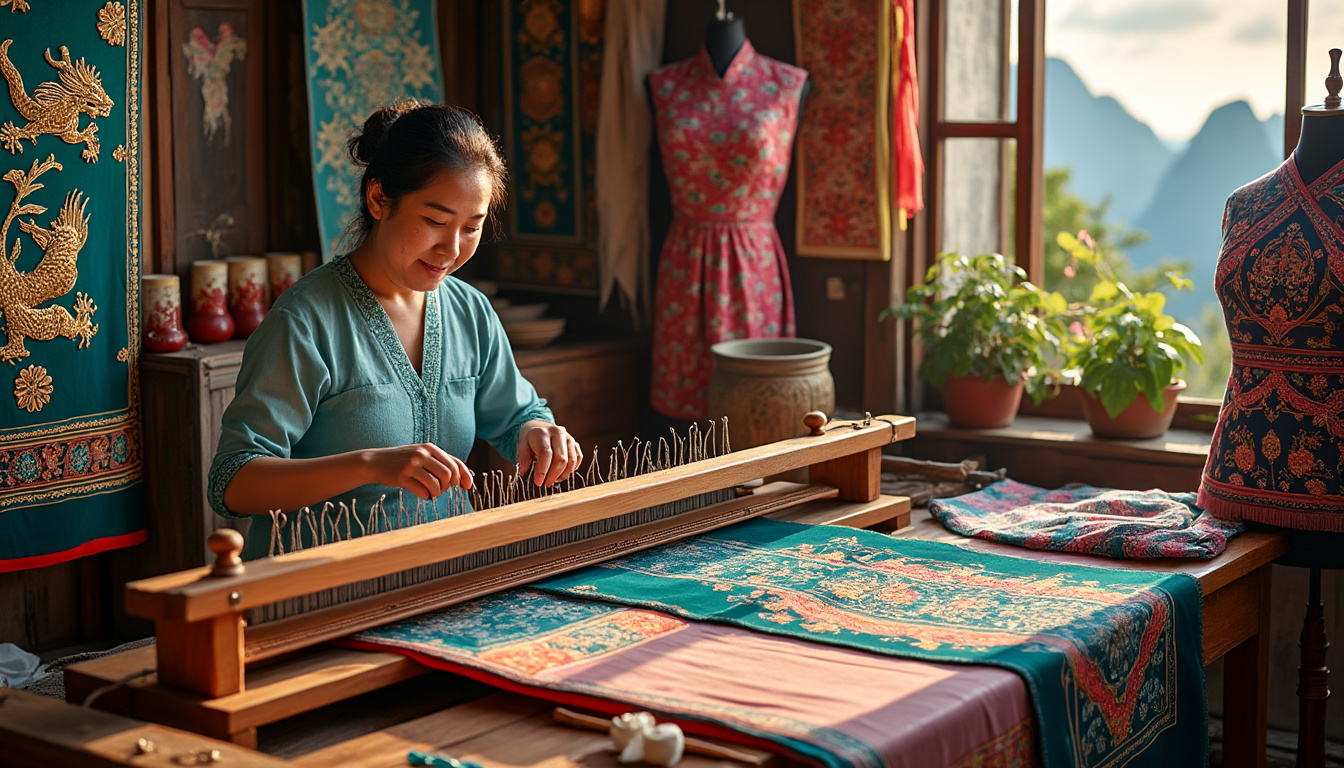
349, 588, 1040, 768
649, 41, 806, 418
793, 0, 892, 259
1199, 154, 1344, 530
539, 519, 1207, 768
931, 479, 1245, 559
0, 1, 146, 571
496, 0, 604, 293
302, 0, 443, 258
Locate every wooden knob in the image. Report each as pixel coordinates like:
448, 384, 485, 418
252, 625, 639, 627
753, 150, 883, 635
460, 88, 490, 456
803, 411, 828, 436
208, 528, 245, 578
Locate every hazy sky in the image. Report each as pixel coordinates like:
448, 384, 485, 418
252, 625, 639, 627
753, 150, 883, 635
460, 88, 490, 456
1044, 0, 1344, 141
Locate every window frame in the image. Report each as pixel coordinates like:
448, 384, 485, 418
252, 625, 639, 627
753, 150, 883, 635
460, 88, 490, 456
908, 0, 1312, 425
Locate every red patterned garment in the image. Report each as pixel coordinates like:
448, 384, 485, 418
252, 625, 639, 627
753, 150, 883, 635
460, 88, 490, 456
649, 41, 807, 418
1198, 155, 1344, 530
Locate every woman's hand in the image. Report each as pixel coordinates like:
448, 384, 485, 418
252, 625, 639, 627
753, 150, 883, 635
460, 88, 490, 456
364, 443, 473, 500
517, 421, 583, 486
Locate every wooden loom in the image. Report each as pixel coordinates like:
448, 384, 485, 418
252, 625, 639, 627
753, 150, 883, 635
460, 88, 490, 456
57, 413, 916, 753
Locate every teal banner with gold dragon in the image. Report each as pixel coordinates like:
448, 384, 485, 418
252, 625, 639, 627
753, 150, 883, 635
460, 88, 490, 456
0, 0, 145, 571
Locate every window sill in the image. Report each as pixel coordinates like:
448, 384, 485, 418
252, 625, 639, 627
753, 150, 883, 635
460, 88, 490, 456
900, 411, 1211, 492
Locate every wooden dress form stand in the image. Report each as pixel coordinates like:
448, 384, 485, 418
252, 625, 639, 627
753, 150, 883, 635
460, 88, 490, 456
1281, 49, 1344, 768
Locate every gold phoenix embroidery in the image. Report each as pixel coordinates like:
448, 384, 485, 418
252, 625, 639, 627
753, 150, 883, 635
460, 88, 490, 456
98, 3, 127, 47
0, 155, 98, 364
14, 362, 50, 411
1, 0, 30, 13
112, 144, 125, 162
0, 41, 114, 163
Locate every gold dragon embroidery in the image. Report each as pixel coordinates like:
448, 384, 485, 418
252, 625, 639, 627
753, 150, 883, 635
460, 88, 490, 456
0, 155, 98, 364
0, 40, 114, 163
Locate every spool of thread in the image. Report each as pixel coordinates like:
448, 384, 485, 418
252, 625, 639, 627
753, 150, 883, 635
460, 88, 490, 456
265, 252, 302, 304
186, 259, 234, 344
225, 255, 267, 339
141, 274, 187, 352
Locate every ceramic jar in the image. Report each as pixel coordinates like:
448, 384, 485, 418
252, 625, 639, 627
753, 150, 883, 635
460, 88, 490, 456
225, 256, 267, 339
266, 252, 302, 304
707, 338, 834, 481
141, 274, 187, 353
186, 259, 235, 344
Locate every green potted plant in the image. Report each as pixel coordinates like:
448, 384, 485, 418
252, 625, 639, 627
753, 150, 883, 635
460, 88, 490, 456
884, 252, 1065, 428
1057, 231, 1203, 439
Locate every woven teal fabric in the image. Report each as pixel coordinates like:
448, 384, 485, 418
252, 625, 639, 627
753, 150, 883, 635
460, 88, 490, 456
538, 518, 1207, 768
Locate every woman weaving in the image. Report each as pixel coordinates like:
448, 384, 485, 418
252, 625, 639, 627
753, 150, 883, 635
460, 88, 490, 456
208, 102, 582, 560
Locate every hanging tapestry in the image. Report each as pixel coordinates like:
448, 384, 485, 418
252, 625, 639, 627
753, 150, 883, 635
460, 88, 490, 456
792, 0, 893, 259
348, 588, 1039, 768
0, 0, 145, 571
931, 479, 1246, 559
495, 0, 604, 293
538, 519, 1208, 768
302, 0, 444, 259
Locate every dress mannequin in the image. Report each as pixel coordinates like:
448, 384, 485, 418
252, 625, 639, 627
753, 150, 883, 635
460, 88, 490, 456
643, 7, 811, 418
1199, 48, 1344, 768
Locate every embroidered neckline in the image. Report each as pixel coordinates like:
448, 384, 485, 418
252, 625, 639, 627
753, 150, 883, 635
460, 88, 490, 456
333, 255, 442, 441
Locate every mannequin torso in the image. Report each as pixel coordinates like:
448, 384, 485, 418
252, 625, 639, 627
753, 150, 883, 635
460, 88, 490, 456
646, 18, 811, 115
1293, 111, 1344, 186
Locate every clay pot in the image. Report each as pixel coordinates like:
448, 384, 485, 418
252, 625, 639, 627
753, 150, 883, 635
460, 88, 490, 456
141, 274, 187, 353
225, 256, 268, 339
707, 339, 834, 478
1081, 380, 1186, 440
186, 259, 235, 344
266, 252, 302, 304
941, 375, 1024, 429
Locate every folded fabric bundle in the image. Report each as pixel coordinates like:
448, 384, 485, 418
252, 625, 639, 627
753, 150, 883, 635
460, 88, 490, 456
929, 479, 1245, 559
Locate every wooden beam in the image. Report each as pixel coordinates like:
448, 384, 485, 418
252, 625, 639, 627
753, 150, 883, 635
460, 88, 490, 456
1286, 0, 1309, 157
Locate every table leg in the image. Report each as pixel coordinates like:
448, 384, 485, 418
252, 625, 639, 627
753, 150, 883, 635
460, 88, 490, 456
1223, 564, 1270, 768
1295, 567, 1329, 768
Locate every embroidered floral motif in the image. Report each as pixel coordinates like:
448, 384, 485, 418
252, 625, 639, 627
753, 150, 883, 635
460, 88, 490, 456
97, 2, 126, 46
183, 24, 247, 143
13, 363, 50, 411
112, 144, 126, 162
0, 426, 139, 491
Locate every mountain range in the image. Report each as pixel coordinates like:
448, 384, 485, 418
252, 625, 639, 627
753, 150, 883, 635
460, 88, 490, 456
1044, 57, 1284, 321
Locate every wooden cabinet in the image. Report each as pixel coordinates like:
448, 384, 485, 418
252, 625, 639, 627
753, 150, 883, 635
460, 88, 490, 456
137, 341, 250, 574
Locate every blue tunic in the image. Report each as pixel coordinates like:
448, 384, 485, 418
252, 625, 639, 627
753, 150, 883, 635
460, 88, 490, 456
207, 256, 552, 559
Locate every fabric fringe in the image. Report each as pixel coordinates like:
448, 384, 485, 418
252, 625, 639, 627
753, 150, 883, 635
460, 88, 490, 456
1197, 487, 1344, 532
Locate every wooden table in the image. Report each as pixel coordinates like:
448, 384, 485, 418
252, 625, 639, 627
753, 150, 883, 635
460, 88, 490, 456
892, 508, 1287, 768
4, 496, 1285, 768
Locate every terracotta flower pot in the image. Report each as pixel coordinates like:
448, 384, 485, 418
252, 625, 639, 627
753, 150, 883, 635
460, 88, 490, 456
141, 274, 188, 353
1082, 380, 1186, 440
186, 259, 235, 344
941, 374, 1024, 428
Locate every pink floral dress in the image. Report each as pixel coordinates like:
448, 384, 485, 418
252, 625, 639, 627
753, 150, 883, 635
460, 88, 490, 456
649, 41, 808, 419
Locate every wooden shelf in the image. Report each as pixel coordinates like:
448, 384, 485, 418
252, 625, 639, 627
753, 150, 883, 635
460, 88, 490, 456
902, 412, 1211, 492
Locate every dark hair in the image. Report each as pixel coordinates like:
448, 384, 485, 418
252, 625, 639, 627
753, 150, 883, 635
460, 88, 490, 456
341, 100, 507, 250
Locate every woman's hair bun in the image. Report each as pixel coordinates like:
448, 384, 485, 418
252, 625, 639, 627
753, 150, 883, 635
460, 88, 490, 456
347, 98, 426, 168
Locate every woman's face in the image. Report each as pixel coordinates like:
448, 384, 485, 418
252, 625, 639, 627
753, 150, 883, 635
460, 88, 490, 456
367, 168, 492, 293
